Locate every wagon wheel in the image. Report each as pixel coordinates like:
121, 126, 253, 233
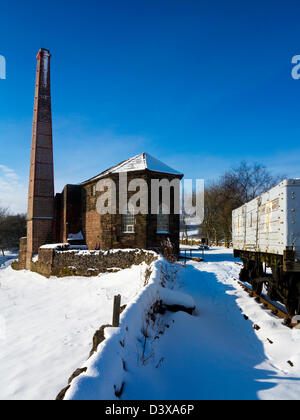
285, 276, 300, 316
286, 299, 297, 317
249, 262, 263, 296
252, 279, 263, 296
267, 285, 278, 302
239, 267, 249, 282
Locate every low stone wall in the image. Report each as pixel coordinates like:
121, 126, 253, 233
11, 237, 27, 271
31, 247, 158, 278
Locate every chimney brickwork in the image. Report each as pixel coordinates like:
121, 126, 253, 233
26, 49, 54, 269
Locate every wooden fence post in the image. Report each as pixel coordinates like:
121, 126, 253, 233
113, 294, 121, 327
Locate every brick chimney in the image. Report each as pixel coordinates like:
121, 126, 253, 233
26, 48, 54, 269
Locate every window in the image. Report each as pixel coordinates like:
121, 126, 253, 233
91, 184, 96, 197
122, 213, 135, 233
157, 204, 169, 234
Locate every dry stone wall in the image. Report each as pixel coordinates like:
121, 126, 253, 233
31, 246, 158, 278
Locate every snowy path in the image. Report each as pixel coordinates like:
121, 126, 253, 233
122, 248, 300, 400
3, 249, 300, 400
0, 262, 148, 400
0, 251, 18, 268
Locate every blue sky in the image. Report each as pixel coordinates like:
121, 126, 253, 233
0, 0, 300, 212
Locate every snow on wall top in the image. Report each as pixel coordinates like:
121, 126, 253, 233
67, 231, 84, 241
82, 153, 183, 184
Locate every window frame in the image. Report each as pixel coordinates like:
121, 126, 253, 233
122, 211, 135, 234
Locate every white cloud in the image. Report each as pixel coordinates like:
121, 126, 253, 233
0, 165, 27, 214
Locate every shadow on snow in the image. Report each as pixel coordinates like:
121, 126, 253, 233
165, 262, 300, 400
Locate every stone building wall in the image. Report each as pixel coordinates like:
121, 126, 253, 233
53, 169, 182, 256
81, 170, 181, 253
144, 171, 181, 255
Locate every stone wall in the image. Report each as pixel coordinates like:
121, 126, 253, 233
31, 246, 158, 278
81, 170, 181, 254
146, 171, 181, 256
81, 171, 149, 251
11, 237, 27, 270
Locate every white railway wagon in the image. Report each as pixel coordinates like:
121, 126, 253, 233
232, 179, 300, 316
233, 179, 300, 259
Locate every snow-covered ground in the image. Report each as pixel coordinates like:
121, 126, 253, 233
2, 247, 300, 400
0, 261, 149, 400
126, 247, 300, 400
67, 247, 300, 400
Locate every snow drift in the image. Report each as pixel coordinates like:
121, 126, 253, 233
64, 257, 194, 400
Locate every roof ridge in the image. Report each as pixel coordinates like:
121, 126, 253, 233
81, 152, 183, 184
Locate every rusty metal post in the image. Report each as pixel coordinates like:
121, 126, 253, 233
112, 294, 121, 327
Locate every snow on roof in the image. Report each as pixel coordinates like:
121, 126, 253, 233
82, 153, 183, 184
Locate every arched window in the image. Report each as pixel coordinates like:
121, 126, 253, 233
122, 204, 135, 233
157, 204, 169, 234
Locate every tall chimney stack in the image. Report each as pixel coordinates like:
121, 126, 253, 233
26, 48, 54, 269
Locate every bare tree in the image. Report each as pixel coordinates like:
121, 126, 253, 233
0, 206, 8, 219
223, 161, 284, 204
0, 208, 26, 255
0, 207, 8, 255
202, 184, 221, 245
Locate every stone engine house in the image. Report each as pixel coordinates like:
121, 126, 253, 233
17, 49, 184, 270
54, 153, 183, 254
